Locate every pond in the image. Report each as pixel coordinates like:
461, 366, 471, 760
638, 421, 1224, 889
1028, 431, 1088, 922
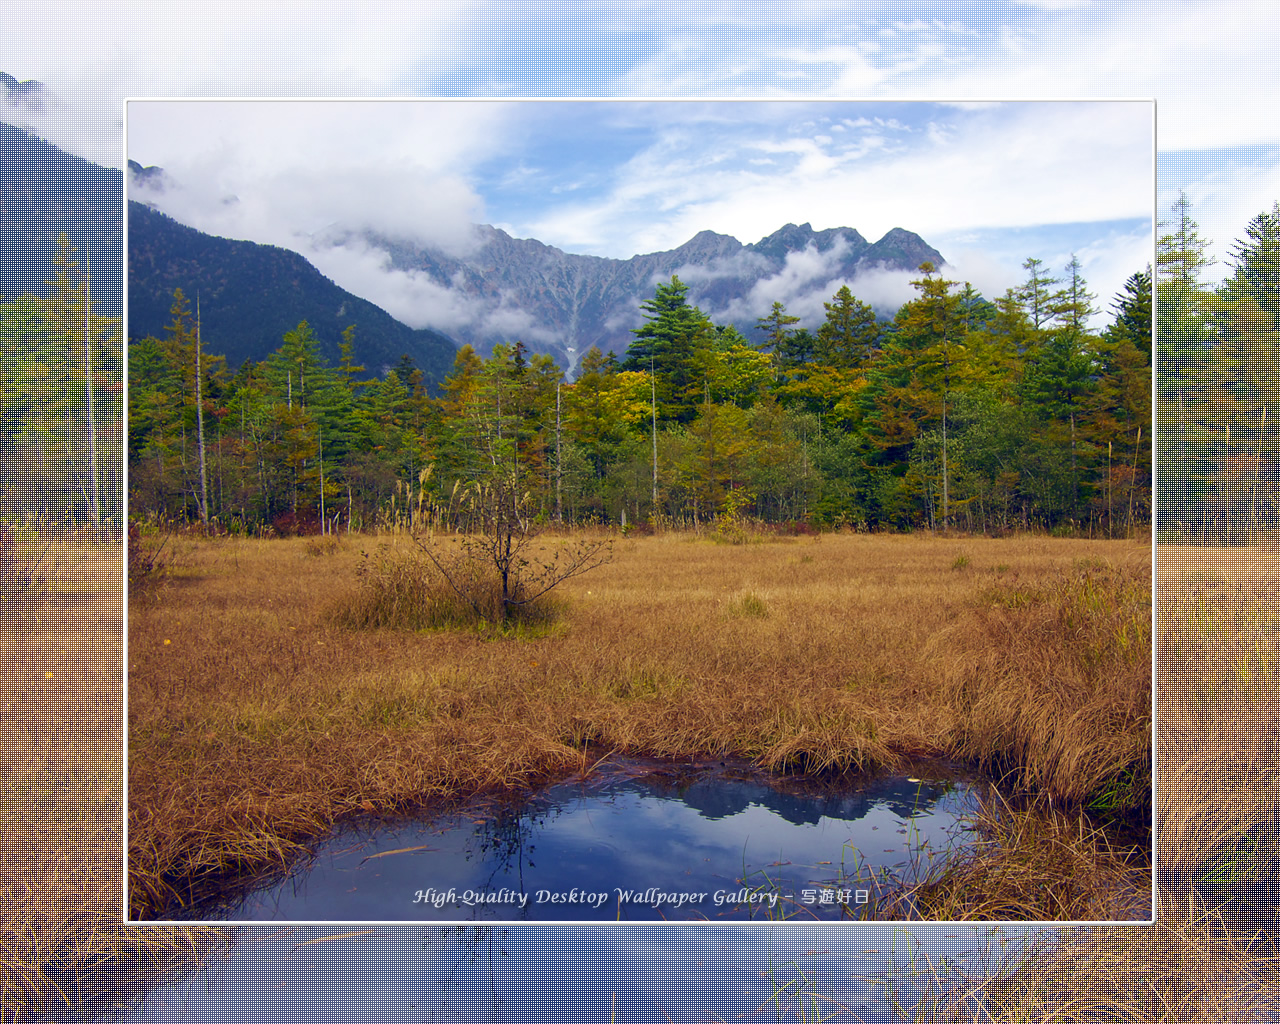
82, 921, 1044, 1023
173, 755, 990, 924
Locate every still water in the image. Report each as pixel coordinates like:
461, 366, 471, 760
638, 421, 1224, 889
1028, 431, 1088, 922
176, 756, 986, 924
70, 918, 1049, 1024
87, 922, 1041, 1023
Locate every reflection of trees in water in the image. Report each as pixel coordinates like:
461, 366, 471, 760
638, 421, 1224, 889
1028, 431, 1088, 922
453, 763, 984, 921
421, 925, 513, 1018
469, 794, 569, 903
186, 760, 987, 923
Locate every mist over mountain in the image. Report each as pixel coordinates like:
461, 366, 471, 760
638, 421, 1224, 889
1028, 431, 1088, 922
127, 202, 458, 386
353, 219, 943, 372
0, 73, 48, 113
128, 154, 947, 379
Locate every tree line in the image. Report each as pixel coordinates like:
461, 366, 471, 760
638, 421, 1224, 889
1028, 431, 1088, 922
1157, 193, 1280, 545
0, 235, 122, 534
126, 248, 1154, 536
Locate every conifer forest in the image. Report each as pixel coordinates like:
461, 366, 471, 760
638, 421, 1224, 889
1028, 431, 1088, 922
48, 194, 1280, 541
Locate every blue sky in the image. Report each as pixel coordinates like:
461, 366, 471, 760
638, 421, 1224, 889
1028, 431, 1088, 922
124, 99, 1152, 334
7, 1, 1275, 289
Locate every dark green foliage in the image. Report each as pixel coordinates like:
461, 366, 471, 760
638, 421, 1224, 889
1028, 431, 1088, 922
622, 275, 716, 423
817, 285, 880, 369
128, 246, 1154, 536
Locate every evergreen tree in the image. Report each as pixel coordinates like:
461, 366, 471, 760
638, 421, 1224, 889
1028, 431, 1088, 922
1156, 191, 1217, 377
1017, 257, 1060, 330
1158, 190, 1216, 290
861, 263, 971, 526
1053, 254, 1098, 333
621, 275, 715, 422
816, 284, 880, 369
1221, 201, 1280, 315
755, 300, 800, 359
1092, 269, 1153, 531
1019, 324, 1096, 523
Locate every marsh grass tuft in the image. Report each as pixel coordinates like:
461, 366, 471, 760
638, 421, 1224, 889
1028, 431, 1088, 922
847, 790, 1151, 922
126, 523, 172, 600
726, 589, 769, 618
865, 890, 1280, 1024
938, 559, 1151, 813
1, 542, 229, 1019
303, 534, 344, 557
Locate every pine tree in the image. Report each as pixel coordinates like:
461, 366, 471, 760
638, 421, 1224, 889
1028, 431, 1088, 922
1017, 257, 1061, 330
862, 262, 970, 527
1158, 190, 1216, 291
1221, 201, 1280, 316
1093, 268, 1153, 532
1053, 254, 1098, 333
816, 284, 880, 369
756, 300, 800, 357
622, 275, 715, 422
1156, 191, 1217, 378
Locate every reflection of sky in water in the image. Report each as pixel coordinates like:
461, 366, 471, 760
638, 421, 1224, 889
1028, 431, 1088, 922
176, 765, 983, 923
101, 766, 1118, 1021
88, 922, 1045, 1023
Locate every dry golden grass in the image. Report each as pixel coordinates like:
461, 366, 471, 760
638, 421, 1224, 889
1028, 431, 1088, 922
127, 529, 1151, 921
862, 793, 1152, 923
10, 534, 1280, 1020
925, 898, 1280, 1024
1, 543, 225, 1020
890, 542, 1280, 1024
1156, 545, 1280, 902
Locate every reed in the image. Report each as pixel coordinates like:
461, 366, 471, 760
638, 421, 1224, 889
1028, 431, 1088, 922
865, 791, 1151, 922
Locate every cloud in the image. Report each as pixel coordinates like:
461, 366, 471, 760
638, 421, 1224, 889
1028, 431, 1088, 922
296, 234, 564, 350
670, 238, 921, 329
511, 101, 1149, 261
8, 3, 485, 167
122, 99, 1151, 347
126, 102, 516, 260
302, 238, 481, 332
737, 240, 856, 322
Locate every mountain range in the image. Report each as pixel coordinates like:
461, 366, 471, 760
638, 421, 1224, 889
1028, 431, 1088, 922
359, 220, 944, 371
127, 153, 945, 380
1, 111, 946, 390
127, 201, 458, 386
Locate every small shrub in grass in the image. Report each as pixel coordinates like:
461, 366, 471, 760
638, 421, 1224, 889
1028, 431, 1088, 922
411, 478, 611, 626
333, 547, 566, 631
951, 554, 971, 570
303, 534, 343, 557
330, 549, 476, 630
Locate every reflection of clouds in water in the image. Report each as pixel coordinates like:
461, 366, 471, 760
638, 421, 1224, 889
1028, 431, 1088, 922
197, 766, 983, 926
99, 921, 1042, 1023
